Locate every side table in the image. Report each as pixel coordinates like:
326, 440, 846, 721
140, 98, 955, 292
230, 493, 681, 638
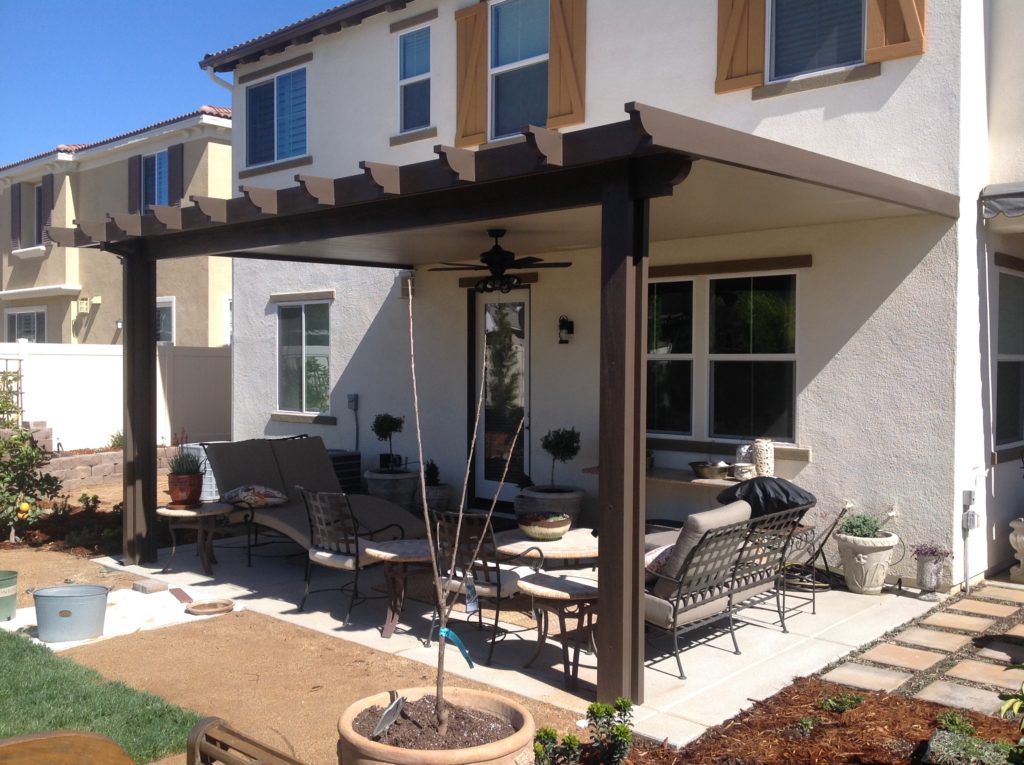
363, 539, 436, 639
157, 502, 234, 577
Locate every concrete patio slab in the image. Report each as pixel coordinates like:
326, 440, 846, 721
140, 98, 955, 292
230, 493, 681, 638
820, 663, 912, 692
895, 626, 972, 652
914, 680, 1003, 715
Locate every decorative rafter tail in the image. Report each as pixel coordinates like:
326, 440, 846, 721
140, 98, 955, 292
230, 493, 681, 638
359, 161, 402, 195
524, 126, 565, 167
434, 145, 478, 182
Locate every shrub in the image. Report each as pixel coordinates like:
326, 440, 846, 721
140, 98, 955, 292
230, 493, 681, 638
819, 692, 864, 713
371, 413, 404, 469
424, 459, 440, 487
926, 730, 1012, 765
839, 513, 883, 538
78, 493, 99, 514
796, 716, 821, 736
540, 427, 581, 486
168, 446, 202, 475
935, 709, 975, 736
534, 698, 633, 765
0, 429, 61, 542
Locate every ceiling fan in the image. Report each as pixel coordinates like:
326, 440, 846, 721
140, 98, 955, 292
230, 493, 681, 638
430, 229, 571, 293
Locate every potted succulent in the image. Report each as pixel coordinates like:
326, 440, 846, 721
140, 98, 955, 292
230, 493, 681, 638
835, 512, 900, 595
419, 459, 451, 514
364, 413, 418, 512
167, 445, 204, 506
911, 542, 951, 597
516, 427, 584, 526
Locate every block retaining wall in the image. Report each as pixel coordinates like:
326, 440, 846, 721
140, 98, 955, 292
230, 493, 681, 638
46, 447, 175, 495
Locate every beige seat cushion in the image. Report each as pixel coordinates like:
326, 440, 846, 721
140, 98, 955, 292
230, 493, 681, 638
447, 565, 532, 599
309, 540, 377, 571
652, 500, 752, 600
250, 503, 311, 549
643, 591, 731, 630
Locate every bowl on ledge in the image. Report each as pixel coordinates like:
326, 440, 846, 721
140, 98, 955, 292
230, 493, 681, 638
689, 461, 730, 480
518, 513, 572, 541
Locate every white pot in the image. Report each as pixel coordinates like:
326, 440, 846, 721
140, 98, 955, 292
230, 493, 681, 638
916, 555, 945, 592
515, 487, 584, 526
365, 471, 419, 513
835, 531, 900, 595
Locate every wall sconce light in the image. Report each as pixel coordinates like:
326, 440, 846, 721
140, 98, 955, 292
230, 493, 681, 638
115, 320, 124, 331
558, 315, 574, 344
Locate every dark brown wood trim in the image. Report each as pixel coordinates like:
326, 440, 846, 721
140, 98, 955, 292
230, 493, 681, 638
650, 255, 812, 279
390, 8, 438, 33
270, 412, 338, 426
992, 444, 1024, 466
752, 63, 881, 101
647, 437, 812, 462
995, 252, 1024, 274
239, 155, 314, 180
238, 52, 314, 84
466, 288, 476, 502
457, 272, 538, 288
9, 182, 21, 250
389, 127, 438, 147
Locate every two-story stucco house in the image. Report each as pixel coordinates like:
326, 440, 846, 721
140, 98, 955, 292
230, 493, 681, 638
60, 0, 1024, 702
0, 107, 233, 346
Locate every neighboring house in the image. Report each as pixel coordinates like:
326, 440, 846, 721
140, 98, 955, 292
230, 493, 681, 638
57, 0, 1024, 702
0, 107, 233, 346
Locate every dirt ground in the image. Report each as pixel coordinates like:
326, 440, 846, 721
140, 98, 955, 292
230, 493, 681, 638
2, 547, 140, 608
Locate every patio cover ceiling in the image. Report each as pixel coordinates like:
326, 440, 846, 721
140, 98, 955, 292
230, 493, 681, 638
52, 102, 958, 264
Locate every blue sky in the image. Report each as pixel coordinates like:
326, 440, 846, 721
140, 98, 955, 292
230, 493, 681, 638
0, 0, 339, 166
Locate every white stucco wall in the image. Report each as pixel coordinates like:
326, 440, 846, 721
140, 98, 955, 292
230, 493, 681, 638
986, 0, 1024, 185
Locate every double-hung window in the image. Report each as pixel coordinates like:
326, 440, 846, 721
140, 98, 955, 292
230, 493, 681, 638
6, 307, 46, 343
769, 0, 865, 81
647, 273, 797, 443
490, 0, 549, 140
142, 151, 169, 213
399, 27, 431, 133
997, 272, 1024, 446
277, 302, 330, 414
247, 68, 307, 167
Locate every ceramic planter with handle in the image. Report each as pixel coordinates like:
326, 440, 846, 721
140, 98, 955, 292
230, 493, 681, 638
835, 531, 900, 595
167, 473, 203, 506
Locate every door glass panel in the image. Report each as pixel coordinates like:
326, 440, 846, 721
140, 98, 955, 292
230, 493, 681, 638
483, 302, 526, 484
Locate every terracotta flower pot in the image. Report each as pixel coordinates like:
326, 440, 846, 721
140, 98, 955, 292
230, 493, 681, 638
337, 687, 534, 765
835, 531, 900, 595
167, 473, 203, 506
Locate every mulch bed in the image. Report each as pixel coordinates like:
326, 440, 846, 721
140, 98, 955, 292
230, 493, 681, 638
352, 695, 515, 750
624, 677, 1020, 765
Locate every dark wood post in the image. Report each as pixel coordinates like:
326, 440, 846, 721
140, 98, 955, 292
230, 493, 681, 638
122, 249, 158, 563
596, 167, 650, 703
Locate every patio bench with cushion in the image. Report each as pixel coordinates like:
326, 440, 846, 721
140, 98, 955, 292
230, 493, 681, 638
203, 436, 426, 565
644, 499, 813, 678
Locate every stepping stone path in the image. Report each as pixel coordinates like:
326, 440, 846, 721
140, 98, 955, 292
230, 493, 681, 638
819, 583, 1024, 717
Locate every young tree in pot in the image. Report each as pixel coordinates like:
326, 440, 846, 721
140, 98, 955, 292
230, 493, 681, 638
365, 413, 419, 513
372, 413, 405, 471
420, 459, 452, 514
835, 512, 900, 595
517, 427, 584, 526
167, 446, 204, 507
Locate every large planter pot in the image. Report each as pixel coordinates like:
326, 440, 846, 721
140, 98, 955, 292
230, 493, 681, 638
365, 471, 419, 513
167, 473, 203, 506
338, 686, 535, 765
515, 486, 584, 526
420, 484, 452, 514
835, 531, 900, 595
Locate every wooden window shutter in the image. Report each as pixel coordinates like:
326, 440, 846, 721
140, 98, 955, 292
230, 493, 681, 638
40, 174, 54, 245
167, 143, 185, 206
454, 2, 488, 148
128, 154, 142, 214
865, 0, 925, 63
715, 0, 765, 94
547, 0, 586, 129
9, 183, 21, 250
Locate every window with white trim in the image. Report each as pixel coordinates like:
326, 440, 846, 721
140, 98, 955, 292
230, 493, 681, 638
489, 0, 549, 139
769, 0, 865, 82
142, 150, 169, 213
5, 306, 46, 343
246, 67, 307, 167
33, 184, 44, 246
156, 297, 175, 345
399, 26, 431, 133
647, 273, 797, 442
997, 271, 1024, 446
277, 302, 330, 413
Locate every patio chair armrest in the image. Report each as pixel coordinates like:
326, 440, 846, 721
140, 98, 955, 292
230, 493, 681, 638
499, 548, 545, 571
357, 520, 405, 540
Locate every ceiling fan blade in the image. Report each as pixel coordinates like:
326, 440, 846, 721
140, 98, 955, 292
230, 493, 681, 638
511, 256, 544, 267
429, 265, 487, 272
526, 261, 573, 269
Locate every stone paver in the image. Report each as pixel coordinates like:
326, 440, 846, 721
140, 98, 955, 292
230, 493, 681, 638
1007, 624, 1024, 639
895, 626, 972, 652
922, 612, 995, 633
949, 599, 1018, 618
977, 586, 1024, 604
821, 663, 911, 692
946, 659, 1024, 691
977, 639, 1024, 664
915, 680, 1004, 715
860, 643, 944, 671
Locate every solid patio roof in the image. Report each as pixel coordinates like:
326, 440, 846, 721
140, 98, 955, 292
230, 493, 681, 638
82, 102, 957, 706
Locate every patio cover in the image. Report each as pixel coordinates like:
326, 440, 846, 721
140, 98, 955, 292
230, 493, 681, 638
53, 102, 958, 703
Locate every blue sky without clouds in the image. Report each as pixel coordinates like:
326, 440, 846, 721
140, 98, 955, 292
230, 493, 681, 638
0, 0, 339, 166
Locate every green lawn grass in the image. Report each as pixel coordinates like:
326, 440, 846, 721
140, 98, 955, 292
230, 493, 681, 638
0, 629, 200, 763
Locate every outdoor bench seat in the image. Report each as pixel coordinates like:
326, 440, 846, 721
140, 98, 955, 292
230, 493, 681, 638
204, 435, 426, 564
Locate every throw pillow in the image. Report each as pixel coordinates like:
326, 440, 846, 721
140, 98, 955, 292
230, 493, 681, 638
644, 545, 672, 583
221, 484, 288, 508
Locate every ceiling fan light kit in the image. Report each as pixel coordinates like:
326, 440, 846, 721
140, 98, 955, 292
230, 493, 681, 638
429, 228, 572, 292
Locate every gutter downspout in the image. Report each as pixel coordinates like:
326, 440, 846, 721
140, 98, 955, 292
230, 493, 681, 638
205, 67, 232, 91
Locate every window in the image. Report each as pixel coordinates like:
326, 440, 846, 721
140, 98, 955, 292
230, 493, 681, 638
5, 307, 46, 343
156, 297, 175, 345
490, 0, 549, 139
33, 184, 43, 246
142, 151, 169, 213
399, 27, 431, 132
647, 273, 797, 443
769, 0, 865, 81
997, 272, 1024, 446
277, 302, 329, 413
247, 68, 307, 167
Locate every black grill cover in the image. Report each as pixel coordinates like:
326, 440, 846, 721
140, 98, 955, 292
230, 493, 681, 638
717, 476, 816, 518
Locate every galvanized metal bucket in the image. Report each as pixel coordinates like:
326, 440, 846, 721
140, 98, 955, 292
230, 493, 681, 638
0, 570, 17, 621
32, 584, 110, 642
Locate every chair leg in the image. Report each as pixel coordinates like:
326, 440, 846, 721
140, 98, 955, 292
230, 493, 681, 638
486, 599, 502, 666
728, 612, 740, 655
246, 519, 253, 568
343, 568, 359, 626
161, 522, 179, 574
299, 558, 312, 611
777, 581, 788, 633
672, 629, 686, 679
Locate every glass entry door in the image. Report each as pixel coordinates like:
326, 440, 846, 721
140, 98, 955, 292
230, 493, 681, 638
475, 295, 529, 502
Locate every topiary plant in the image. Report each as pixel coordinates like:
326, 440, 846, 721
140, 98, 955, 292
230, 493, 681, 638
540, 427, 581, 487
839, 512, 883, 538
371, 413, 405, 471
424, 459, 440, 487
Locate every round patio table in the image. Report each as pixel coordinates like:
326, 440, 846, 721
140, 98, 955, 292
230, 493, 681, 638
493, 527, 598, 563
157, 502, 233, 577
363, 539, 435, 639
